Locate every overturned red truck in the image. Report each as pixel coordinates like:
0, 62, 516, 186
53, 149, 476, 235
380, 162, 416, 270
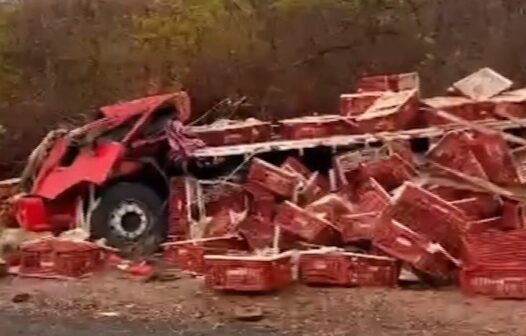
13, 68, 526, 260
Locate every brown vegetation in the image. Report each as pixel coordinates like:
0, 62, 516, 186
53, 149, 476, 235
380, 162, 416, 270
0, 0, 526, 177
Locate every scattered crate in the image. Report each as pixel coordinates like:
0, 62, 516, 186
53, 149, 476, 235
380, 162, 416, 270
191, 120, 272, 147
357, 72, 420, 93
164, 237, 247, 274
279, 115, 358, 140
19, 239, 54, 275
53, 240, 104, 278
204, 252, 294, 292
460, 267, 526, 299
373, 212, 457, 278
337, 212, 379, 243
299, 249, 399, 287
390, 182, 466, 258
274, 201, 339, 245
340, 92, 383, 117
248, 159, 302, 198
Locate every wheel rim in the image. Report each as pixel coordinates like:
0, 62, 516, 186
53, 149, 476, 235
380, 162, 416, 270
109, 201, 149, 240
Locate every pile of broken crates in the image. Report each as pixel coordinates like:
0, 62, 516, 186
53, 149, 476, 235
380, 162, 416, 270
165, 68, 526, 299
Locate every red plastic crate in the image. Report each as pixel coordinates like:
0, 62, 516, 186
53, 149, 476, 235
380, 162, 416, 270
248, 159, 301, 198
192, 120, 272, 147
390, 182, 467, 258
53, 240, 105, 278
427, 131, 488, 180
357, 72, 420, 93
386, 140, 415, 166
305, 194, 353, 223
423, 97, 495, 125
462, 229, 526, 267
19, 239, 54, 275
204, 252, 294, 292
373, 212, 457, 278
500, 201, 526, 231
19, 239, 105, 279
355, 90, 419, 133
299, 250, 399, 287
164, 237, 247, 274
461, 266, 526, 299
244, 183, 276, 220
204, 183, 247, 217
298, 172, 330, 205
337, 212, 379, 242
464, 217, 501, 235
450, 195, 501, 221
274, 201, 339, 245
354, 177, 391, 213
164, 243, 226, 274
280, 157, 311, 179
238, 216, 275, 251
279, 115, 358, 140
470, 132, 522, 185
340, 92, 383, 117
361, 154, 418, 192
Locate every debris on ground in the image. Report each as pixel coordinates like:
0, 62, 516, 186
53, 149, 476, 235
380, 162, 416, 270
233, 306, 265, 322
11, 292, 31, 303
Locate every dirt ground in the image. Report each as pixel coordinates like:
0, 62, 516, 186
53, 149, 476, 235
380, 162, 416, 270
1, 271, 526, 336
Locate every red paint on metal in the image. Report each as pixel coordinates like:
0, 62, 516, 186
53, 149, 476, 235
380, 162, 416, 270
33, 143, 124, 200
100, 92, 191, 123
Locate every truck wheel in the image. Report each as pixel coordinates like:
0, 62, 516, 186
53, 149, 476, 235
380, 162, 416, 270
90, 182, 166, 257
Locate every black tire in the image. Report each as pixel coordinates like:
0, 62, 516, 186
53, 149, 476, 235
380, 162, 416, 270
90, 182, 166, 258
